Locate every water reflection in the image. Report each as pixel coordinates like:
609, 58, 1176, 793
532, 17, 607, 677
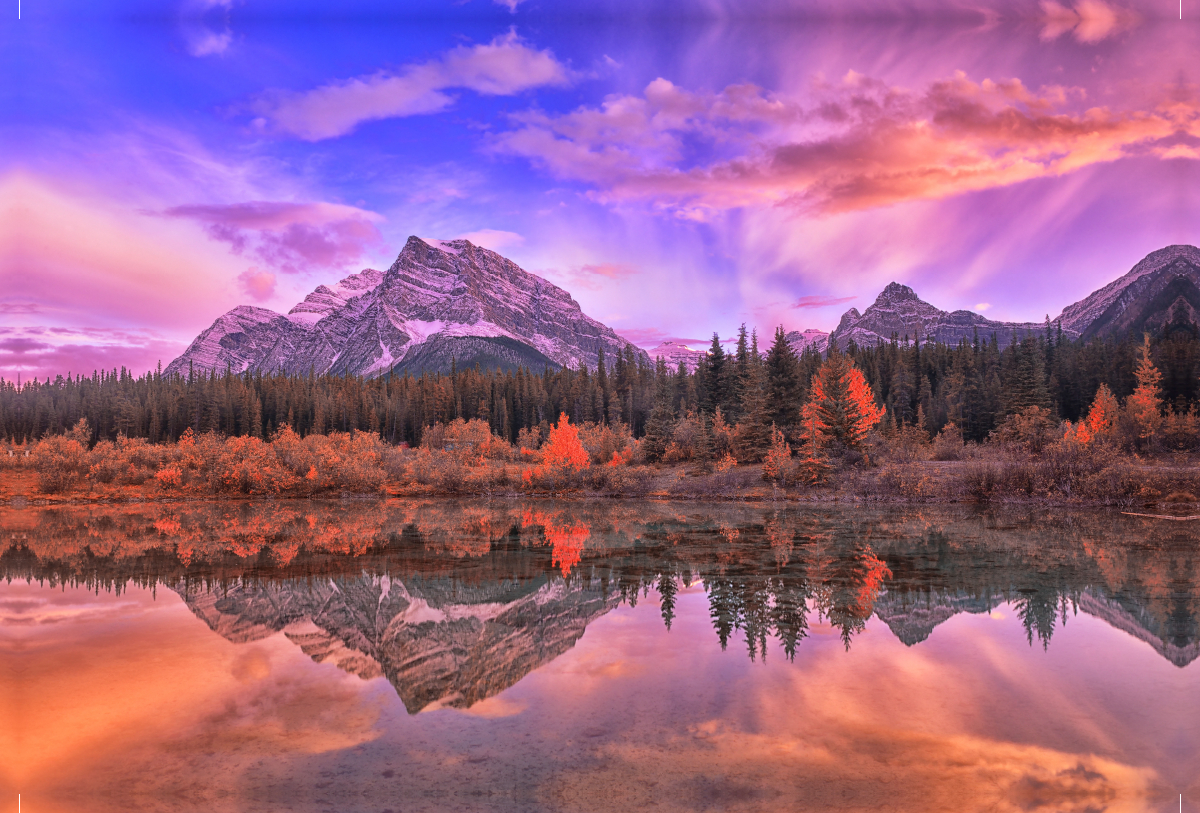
4, 501, 1200, 811
4, 501, 1200, 682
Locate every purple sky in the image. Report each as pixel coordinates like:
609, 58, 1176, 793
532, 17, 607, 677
3, 0, 1198, 379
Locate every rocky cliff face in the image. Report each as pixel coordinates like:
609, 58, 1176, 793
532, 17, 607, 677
166, 237, 646, 378
1055, 245, 1200, 340
827, 282, 1064, 350
178, 573, 620, 713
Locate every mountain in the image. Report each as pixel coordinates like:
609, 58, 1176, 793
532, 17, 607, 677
180, 573, 619, 713
166, 236, 646, 378
784, 328, 829, 356
822, 246, 1200, 351
827, 282, 1063, 350
648, 340, 707, 372
1056, 244, 1200, 340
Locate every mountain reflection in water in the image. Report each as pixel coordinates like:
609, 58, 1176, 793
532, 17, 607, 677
2, 500, 1200, 812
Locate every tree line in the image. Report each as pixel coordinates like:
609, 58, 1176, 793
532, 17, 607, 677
2, 317, 1196, 450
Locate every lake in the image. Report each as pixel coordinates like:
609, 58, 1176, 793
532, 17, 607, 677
1, 500, 1198, 812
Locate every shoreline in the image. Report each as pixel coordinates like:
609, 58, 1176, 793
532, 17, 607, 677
4, 460, 1196, 512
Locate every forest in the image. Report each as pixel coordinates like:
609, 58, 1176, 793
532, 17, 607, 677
2, 322, 1194, 448
2, 320, 1200, 503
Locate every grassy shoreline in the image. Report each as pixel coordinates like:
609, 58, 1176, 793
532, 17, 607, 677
4, 456, 1198, 510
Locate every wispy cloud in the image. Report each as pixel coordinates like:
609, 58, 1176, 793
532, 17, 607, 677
0, 327, 179, 380
251, 32, 569, 141
161, 201, 384, 274
791, 295, 856, 309
458, 229, 525, 251
1040, 0, 1138, 43
616, 327, 708, 348
180, 0, 233, 57
551, 262, 640, 291
493, 71, 1185, 217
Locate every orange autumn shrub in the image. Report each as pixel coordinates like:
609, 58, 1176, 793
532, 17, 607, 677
1070, 384, 1121, 445
31, 435, 87, 493
522, 413, 590, 491
761, 425, 793, 484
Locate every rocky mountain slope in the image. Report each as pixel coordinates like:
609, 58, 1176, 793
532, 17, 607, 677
820, 245, 1200, 351
1055, 244, 1200, 340
166, 236, 646, 378
784, 328, 829, 356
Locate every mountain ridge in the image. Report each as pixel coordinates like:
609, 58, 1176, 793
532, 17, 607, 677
167, 236, 647, 378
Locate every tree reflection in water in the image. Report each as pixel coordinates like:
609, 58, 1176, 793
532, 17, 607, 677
4, 500, 1200, 701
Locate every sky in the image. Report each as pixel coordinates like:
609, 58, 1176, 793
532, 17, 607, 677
2, 0, 1199, 379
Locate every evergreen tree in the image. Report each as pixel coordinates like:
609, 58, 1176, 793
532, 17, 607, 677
736, 359, 772, 463
765, 326, 802, 429
641, 359, 676, 463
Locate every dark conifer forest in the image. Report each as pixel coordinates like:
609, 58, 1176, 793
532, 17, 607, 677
2, 322, 1194, 448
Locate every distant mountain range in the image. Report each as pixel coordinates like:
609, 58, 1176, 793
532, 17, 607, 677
169, 244, 1200, 376
166, 236, 646, 378
819, 244, 1200, 352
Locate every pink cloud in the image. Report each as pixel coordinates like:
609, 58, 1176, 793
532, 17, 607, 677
0, 328, 181, 381
792, 295, 856, 309
161, 201, 384, 274
493, 71, 1185, 216
0, 303, 41, 314
252, 32, 569, 140
237, 268, 277, 302
1040, 0, 1138, 43
616, 327, 708, 348
458, 229, 525, 251
2, 172, 246, 335
572, 262, 638, 290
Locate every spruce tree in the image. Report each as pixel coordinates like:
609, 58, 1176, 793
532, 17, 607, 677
736, 359, 772, 463
765, 326, 802, 429
641, 360, 676, 463
702, 333, 727, 414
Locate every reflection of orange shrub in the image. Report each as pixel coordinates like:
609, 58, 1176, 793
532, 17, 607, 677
522, 508, 590, 575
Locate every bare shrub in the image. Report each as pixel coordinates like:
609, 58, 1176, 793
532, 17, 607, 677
964, 463, 1000, 502
990, 407, 1057, 454
578, 421, 632, 465
931, 423, 965, 461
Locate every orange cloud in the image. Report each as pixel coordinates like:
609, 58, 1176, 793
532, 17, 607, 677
494, 71, 1189, 217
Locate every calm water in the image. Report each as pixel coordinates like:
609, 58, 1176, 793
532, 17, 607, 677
2, 500, 1199, 812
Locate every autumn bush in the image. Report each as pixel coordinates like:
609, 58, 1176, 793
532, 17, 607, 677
522, 413, 591, 491
577, 421, 633, 465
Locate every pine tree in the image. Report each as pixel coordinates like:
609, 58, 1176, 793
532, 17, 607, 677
702, 333, 727, 414
658, 572, 678, 631
765, 326, 802, 429
736, 359, 772, 463
641, 360, 676, 463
